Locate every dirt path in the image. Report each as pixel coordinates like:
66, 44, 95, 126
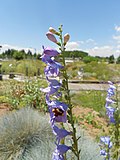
0, 103, 11, 116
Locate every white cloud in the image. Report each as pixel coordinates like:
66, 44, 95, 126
63, 40, 119, 57
113, 35, 120, 43
65, 41, 81, 51
115, 25, 120, 32
65, 38, 97, 51
85, 45, 115, 57
86, 38, 97, 45
117, 45, 120, 49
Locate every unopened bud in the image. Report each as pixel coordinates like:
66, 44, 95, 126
49, 27, 57, 34
64, 33, 70, 45
46, 32, 58, 44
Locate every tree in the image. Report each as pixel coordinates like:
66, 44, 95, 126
83, 56, 98, 63
116, 55, 120, 64
13, 50, 24, 60
27, 50, 32, 59
108, 55, 115, 64
63, 50, 88, 59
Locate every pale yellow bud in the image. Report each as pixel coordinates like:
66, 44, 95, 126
64, 33, 70, 45
49, 27, 57, 34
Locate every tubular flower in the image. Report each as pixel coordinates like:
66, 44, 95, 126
100, 136, 112, 149
107, 81, 116, 97
42, 46, 60, 57
47, 100, 68, 124
46, 32, 58, 43
40, 79, 61, 95
100, 149, 107, 156
44, 65, 60, 77
105, 97, 115, 107
52, 125, 72, 144
107, 88, 115, 97
52, 144, 71, 160
106, 106, 115, 123
47, 59, 63, 69
105, 81, 116, 123
100, 136, 112, 160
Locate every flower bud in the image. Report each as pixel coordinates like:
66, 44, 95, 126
46, 32, 58, 44
64, 33, 70, 45
49, 27, 57, 34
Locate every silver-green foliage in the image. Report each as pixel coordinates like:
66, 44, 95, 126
65, 125, 103, 160
0, 108, 103, 160
0, 108, 55, 160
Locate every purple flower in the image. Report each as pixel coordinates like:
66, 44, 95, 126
40, 79, 61, 95
41, 54, 52, 63
49, 107, 67, 124
45, 94, 68, 124
100, 149, 107, 156
47, 78, 62, 88
106, 106, 115, 123
107, 82, 116, 97
52, 125, 72, 144
105, 97, 115, 108
44, 65, 59, 77
47, 59, 63, 69
42, 46, 59, 57
100, 136, 112, 149
109, 84, 116, 90
53, 92, 62, 99
100, 137, 112, 159
46, 96, 68, 111
107, 88, 115, 97
52, 144, 71, 160
40, 86, 59, 95
108, 81, 113, 85
52, 153, 64, 160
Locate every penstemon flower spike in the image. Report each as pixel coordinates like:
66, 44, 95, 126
100, 81, 120, 160
41, 25, 80, 160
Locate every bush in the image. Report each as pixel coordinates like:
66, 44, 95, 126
0, 108, 55, 160
8, 79, 47, 111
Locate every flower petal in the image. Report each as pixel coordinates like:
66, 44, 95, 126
45, 65, 59, 77
43, 46, 59, 57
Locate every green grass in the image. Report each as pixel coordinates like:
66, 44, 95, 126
1, 59, 120, 81
71, 90, 106, 113
0, 80, 107, 114
66, 61, 120, 81
1, 59, 45, 76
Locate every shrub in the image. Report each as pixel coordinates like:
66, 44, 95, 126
0, 107, 55, 160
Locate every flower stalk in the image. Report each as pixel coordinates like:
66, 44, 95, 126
58, 25, 80, 159
100, 81, 120, 160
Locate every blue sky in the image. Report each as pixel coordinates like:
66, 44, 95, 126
0, 0, 120, 57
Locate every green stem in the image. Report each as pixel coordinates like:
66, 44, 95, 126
59, 25, 80, 160
113, 88, 120, 159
